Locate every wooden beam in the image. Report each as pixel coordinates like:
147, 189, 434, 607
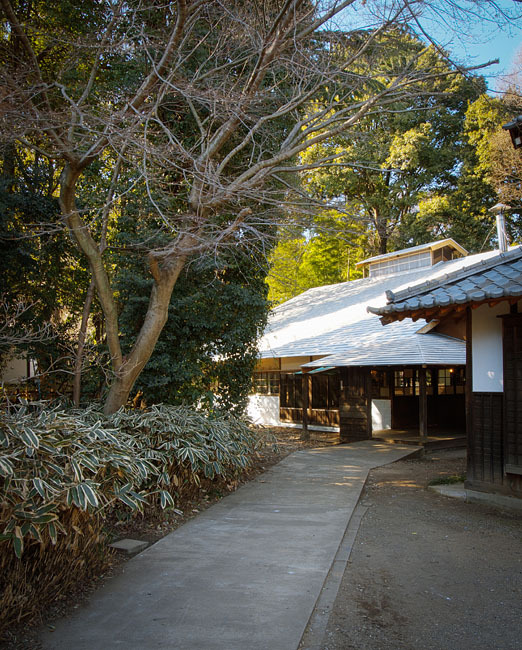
465, 306, 472, 484
365, 368, 372, 439
301, 373, 309, 441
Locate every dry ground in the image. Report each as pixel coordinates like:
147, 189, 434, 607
323, 449, 522, 650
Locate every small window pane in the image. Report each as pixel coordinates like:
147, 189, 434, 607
253, 372, 280, 396
328, 375, 340, 408
312, 375, 328, 409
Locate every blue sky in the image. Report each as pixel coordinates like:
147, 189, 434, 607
429, 2, 521, 91
410, 0, 522, 90
335, 1, 521, 92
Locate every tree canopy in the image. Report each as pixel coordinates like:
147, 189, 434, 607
1, 0, 518, 410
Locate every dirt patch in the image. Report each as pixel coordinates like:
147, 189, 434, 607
322, 449, 522, 650
0, 426, 334, 649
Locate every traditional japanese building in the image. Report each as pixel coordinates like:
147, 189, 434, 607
370, 245, 522, 497
249, 239, 499, 442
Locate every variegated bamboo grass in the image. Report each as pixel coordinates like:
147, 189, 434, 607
0, 404, 267, 634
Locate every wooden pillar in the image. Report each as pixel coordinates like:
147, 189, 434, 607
365, 368, 373, 438
432, 367, 438, 427
301, 373, 310, 441
389, 369, 395, 429
465, 306, 473, 485
339, 367, 371, 442
419, 366, 428, 441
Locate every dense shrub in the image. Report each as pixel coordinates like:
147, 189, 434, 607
0, 404, 264, 633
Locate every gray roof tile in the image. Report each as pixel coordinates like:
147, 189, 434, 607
369, 246, 522, 318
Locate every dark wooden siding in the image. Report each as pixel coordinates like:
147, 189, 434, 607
467, 392, 504, 490
339, 367, 371, 442
432, 395, 466, 430
308, 409, 339, 427
280, 407, 302, 423
392, 396, 418, 428
502, 315, 522, 477
392, 395, 465, 430
280, 407, 339, 427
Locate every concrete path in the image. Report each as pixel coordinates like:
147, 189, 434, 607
40, 441, 419, 650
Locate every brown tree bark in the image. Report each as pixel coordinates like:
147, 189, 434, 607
72, 280, 95, 407
102, 251, 190, 414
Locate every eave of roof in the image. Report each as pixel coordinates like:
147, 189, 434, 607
301, 332, 465, 368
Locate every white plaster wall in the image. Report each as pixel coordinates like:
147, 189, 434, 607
472, 302, 507, 393
246, 394, 281, 426
371, 399, 391, 431
1, 355, 31, 384
280, 357, 310, 371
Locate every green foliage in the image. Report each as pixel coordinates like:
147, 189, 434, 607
266, 216, 365, 304
267, 29, 490, 303
462, 93, 522, 242
0, 403, 263, 558
404, 92, 522, 253
0, 146, 91, 379
114, 248, 269, 413
301, 29, 485, 255
266, 237, 307, 304
0, 402, 268, 633
464, 95, 510, 177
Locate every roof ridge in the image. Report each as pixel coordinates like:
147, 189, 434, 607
385, 246, 522, 304
356, 238, 468, 267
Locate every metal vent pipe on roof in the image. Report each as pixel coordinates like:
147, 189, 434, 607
497, 213, 508, 253
489, 203, 509, 253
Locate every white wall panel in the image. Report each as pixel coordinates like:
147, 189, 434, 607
371, 399, 391, 431
472, 303, 507, 392
246, 395, 280, 426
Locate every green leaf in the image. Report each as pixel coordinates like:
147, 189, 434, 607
159, 490, 175, 509
35, 502, 59, 517
27, 523, 43, 543
13, 527, 24, 558
128, 490, 147, 504
70, 457, 83, 481
0, 428, 9, 447
78, 483, 99, 508
67, 486, 85, 509
32, 513, 59, 524
33, 477, 46, 498
0, 456, 14, 477
48, 521, 58, 545
117, 493, 140, 511
47, 462, 65, 476
19, 426, 39, 449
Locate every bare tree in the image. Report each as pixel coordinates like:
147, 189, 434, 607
0, 0, 516, 413
0, 298, 54, 350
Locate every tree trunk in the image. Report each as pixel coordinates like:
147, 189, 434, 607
102, 254, 189, 415
374, 211, 388, 255
60, 163, 124, 374
72, 279, 95, 406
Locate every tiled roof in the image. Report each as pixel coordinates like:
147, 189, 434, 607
370, 246, 522, 318
259, 248, 499, 368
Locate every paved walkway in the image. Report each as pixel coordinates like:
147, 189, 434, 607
40, 441, 418, 650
